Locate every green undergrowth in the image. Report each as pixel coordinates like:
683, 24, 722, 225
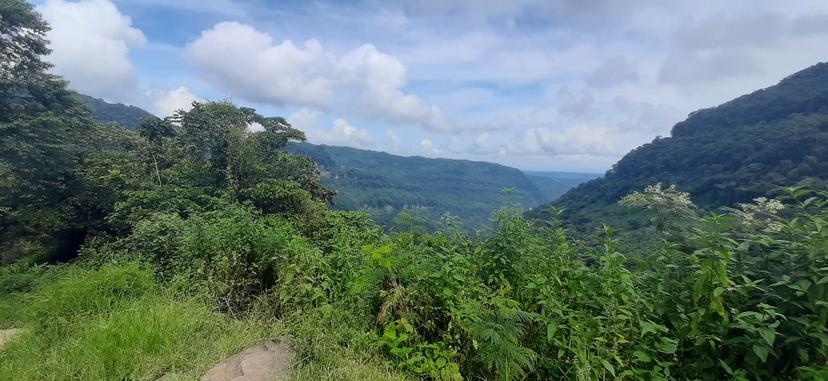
0, 264, 280, 380
0, 263, 406, 380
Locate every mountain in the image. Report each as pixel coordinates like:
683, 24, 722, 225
76, 94, 154, 130
286, 143, 566, 229
531, 62, 828, 226
524, 171, 600, 202
74, 95, 592, 229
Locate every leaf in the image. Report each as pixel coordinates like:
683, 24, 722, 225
656, 338, 678, 354
546, 323, 558, 341
632, 350, 652, 363
383, 326, 397, 340
602, 360, 616, 377
759, 329, 776, 346
753, 344, 769, 362
719, 359, 734, 375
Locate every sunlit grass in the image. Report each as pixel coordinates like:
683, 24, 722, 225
0, 264, 284, 381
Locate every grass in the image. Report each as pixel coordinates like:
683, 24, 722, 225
0, 262, 406, 380
0, 264, 284, 380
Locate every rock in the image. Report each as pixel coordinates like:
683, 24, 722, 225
0, 328, 21, 349
201, 341, 295, 381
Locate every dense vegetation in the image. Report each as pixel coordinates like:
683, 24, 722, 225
286, 143, 562, 230
534, 63, 828, 232
1, 2, 826, 380
75, 96, 594, 231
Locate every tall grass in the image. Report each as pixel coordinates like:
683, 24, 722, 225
0, 264, 284, 381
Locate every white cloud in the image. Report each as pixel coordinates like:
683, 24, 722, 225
420, 139, 434, 150
186, 22, 448, 131
512, 126, 618, 156
38, 0, 146, 101
153, 86, 200, 117
287, 108, 323, 132
186, 22, 334, 107
330, 119, 375, 147
472, 133, 504, 155
288, 110, 375, 148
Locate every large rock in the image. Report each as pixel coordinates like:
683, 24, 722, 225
201, 341, 295, 381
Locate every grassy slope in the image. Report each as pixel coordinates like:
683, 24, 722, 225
0, 264, 408, 381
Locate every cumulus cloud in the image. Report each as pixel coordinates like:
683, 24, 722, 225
288, 110, 375, 147
287, 108, 323, 132
61, 0, 828, 171
329, 119, 375, 147
153, 86, 200, 117
38, 0, 146, 101
186, 22, 447, 131
513, 126, 618, 156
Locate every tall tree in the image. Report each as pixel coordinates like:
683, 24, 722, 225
0, 0, 97, 262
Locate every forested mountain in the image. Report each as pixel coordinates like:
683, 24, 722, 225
76, 94, 154, 130
73, 96, 593, 229
532, 62, 828, 226
286, 143, 583, 229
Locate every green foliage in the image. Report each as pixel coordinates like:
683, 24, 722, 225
0, 264, 283, 381
536, 63, 828, 236
3, 7, 828, 379
287, 143, 590, 230
0, 0, 52, 80
239, 179, 318, 216
26, 263, 154, 326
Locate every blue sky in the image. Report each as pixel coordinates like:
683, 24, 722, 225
33, 0, 828, 172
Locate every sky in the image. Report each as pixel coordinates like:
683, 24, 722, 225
31, 0, 828, 172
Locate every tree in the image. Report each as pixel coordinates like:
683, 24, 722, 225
0, 0, 98, 262
0, 0, 51, 81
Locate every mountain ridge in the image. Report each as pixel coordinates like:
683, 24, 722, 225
532, 62, 828, 226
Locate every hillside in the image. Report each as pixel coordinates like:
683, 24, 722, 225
76, 94, 154, 130
287, 143, 570, 229
75, 97, 590, 230
531, 62, 828, 227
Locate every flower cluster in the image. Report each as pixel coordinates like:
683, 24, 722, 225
620, 183, 694, 215
736, 197, 785, 233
